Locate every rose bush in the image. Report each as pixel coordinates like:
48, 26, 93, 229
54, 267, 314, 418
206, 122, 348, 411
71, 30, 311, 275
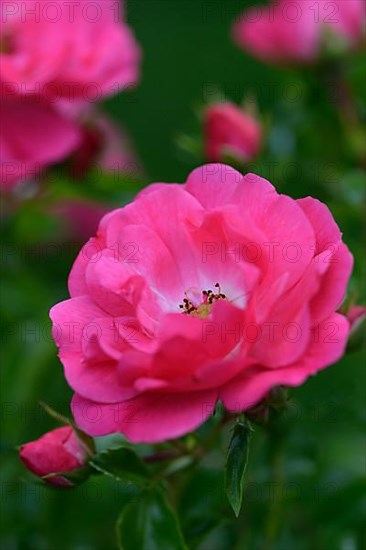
49, 164, 353, 443
19, 426, 88, 487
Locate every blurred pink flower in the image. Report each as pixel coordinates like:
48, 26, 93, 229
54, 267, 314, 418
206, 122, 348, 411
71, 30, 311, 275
330, 0, 366, 44
50, 164, 353, 443
233, 0, 365, 65
0, 0, 140, 100
69, 112, 141, 180
0, 95, 81, 189
95, 113, 141, 176
50, 113, 140, 241
204, 102, 262, 163
53, 200, 109, 242
19, 426, 88, 487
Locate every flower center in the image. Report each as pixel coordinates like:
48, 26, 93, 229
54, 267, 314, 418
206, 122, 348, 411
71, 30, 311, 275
179, 283, 227, 319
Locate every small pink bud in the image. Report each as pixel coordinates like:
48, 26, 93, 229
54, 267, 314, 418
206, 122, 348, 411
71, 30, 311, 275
19, 427, 88, 487
204, 102, 262, 163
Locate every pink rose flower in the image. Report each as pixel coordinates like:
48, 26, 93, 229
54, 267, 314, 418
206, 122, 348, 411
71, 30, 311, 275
0, 94, 81, 189
0, 0, 140, 100
204, 102, 262, 163
19, 426, 88, 487
233, 0, 365, 65
50, 164, 353, 443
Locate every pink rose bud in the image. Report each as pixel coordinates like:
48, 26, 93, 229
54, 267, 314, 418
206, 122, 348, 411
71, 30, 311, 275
19, 427, 88, 487
233, 0, 365, 65
204, 102, 262, 163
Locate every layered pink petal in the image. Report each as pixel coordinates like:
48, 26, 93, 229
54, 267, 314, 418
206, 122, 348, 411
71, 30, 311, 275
68, 236, 106, 298
72, 390, 218, 443
298, 197, 354, 322
221, 313, 350, 411
185, 164, 247, 209
50, 295, 108, 355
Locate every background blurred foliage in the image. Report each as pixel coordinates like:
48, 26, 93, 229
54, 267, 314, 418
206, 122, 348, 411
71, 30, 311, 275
0, 1, 365, 549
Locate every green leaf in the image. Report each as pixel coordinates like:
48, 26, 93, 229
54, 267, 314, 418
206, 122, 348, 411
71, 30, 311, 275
225, 419, 253, 517
90, 446, 149, 487
116, 489, 187, 550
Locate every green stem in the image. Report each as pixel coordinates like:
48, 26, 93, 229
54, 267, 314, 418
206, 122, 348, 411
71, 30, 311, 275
263, 417, 285, 550
143, 450, 183, 464
323, 60, 366, 167
195, 410, 236, 460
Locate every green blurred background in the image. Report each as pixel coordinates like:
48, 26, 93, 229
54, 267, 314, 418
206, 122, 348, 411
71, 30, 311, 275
1, 1, 365, 549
